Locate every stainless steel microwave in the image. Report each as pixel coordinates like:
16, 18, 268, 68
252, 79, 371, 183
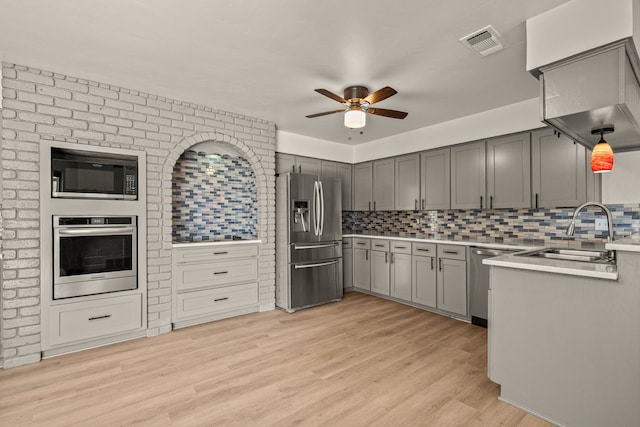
51, 147, 138, 200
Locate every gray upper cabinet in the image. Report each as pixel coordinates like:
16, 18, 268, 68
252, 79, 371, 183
532, 128, 586, 208
394, 153, 420, 210
451, 141, 487, 209
353, 162, 373, 211
275, 153, 296, 175
320, 160, 339, 177
486, 132, 532, 209
297, 156, 322, 175
337, 163, 353, 211
420, 148, 451, 210
372, 158, 395, 211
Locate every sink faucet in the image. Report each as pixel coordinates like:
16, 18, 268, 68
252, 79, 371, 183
566, 202, 615, 243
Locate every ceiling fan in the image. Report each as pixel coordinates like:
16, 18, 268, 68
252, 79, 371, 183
306, 85, 408, 129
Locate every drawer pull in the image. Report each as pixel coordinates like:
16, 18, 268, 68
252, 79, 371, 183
357, 242, 366, 246
213, 271, 229, 275
443, 250, 459, 254
214, 297, 229, 302
88, 314, 112, 321
395, 246, 406, 249
416, 248, 431, 252
213, 251, 228, 255
374, 244, 385, 248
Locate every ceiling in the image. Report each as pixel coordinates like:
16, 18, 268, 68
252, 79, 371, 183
0, 0, 568, 145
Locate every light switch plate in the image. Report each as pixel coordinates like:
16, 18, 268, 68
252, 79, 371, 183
595, 218, 608, 231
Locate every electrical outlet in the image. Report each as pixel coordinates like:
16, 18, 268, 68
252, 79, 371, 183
595, 218, 608, 231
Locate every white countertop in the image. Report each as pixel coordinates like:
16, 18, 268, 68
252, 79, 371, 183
343, 234, 541, 251
172, 239, 262, 248
606, 236, 640, 253
483, 252, 618, 281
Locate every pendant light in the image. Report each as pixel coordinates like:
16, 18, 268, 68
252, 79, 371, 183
590, 126, 614, 173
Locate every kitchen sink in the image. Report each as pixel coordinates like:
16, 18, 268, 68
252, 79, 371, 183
515, 248, 615, 264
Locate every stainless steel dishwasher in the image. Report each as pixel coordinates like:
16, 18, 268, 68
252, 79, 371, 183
469, 246, 521, 327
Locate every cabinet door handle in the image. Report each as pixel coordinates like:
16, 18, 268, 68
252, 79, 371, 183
88, 314, 112, 321
535, 193, 539, 209
298, 165, 302, 173
430, 257, 434, 270
214, 297, 229, 302
292, 165, 295, 173
374, 201, 376, 211
385, 252, 388, 263
368, 201, 371, 211
422, 199, 425, 210
213, 271, 228, 275
366, 249, 369, 261
439, 258, 443, 271
415, 199, 418, 210
490, 195, 493, 209
390, 253, 394, 264
480, 195, 483, 209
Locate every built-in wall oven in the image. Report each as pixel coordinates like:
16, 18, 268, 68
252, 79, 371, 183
53, 216, 137, 299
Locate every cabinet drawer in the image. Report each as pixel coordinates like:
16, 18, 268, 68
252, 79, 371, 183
176, 282, 258, 319
371, 240, 390, 251
437, 244, 466, 261
176, 258, 258, 291
412, 242, 437, 256
342, 238, 353, 249
390, 241, 411, 254
48, 294, 142, 346
353, 238, 371, 249
174, 244, 258, 265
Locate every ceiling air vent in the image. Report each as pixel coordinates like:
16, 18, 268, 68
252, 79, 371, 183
459, 25, 506, 57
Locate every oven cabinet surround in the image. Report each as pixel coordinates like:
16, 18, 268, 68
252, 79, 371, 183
39, 141, 148, 357
172, 241, 260, 328
1, 62, 276, 369
487, 250, 640, 427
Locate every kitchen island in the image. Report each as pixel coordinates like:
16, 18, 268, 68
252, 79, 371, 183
484, 238, 640, 427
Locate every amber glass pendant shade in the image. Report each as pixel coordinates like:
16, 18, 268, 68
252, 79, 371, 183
591, 139, 614, 173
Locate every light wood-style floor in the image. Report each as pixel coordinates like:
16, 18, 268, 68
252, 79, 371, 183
0, 292, 552, 426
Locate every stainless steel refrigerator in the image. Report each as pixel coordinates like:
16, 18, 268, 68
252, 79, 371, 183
276, 172, 342, 312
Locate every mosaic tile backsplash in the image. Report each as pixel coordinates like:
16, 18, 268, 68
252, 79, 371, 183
342, 204, 640, 244
172, 150, 257, 241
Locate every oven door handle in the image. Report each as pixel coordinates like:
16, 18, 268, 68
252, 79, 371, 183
57, 227, 135, 236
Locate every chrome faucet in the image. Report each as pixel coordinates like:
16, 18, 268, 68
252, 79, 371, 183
566, 202, 615, 243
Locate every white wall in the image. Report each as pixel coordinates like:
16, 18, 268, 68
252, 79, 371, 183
526, 0, 634, 72
276, 131, 353, 162
352, 98, 545, 163
602, 151, 640, 203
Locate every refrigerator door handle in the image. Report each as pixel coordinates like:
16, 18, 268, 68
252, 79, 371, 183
318, 180, 325, 236
294, 259, 339, 269
294, 242, 338, 250
313, 181, 319, 236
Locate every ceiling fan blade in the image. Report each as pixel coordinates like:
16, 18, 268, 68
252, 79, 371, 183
306, 109, 344, 118
364, 86, 397, 104
314, 89, 346, 104
366, 108, 408, 119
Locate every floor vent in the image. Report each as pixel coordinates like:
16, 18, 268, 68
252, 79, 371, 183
459, 25, 505, 57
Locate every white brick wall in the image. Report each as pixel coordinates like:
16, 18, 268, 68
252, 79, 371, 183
0, 63, 277, 368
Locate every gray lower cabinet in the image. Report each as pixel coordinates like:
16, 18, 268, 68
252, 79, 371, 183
370, 240, 390, 295
411, 243, 437, 307
353, 238, 371, 291
172, 243, 259, 328
531, 128, 586, 208
343, 238, 353, 289
372, 158, 395, 211
451, 141, 487, 209
390, 241, 412, 300
395, 153, 420, 210
436, 245, 467, 316
353, 162, 373, 211
420, 148, 451, 210
487, 132, 531, 209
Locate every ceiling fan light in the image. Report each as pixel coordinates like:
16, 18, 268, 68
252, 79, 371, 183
591, 138, 614, 173
344, 110, 366, 129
